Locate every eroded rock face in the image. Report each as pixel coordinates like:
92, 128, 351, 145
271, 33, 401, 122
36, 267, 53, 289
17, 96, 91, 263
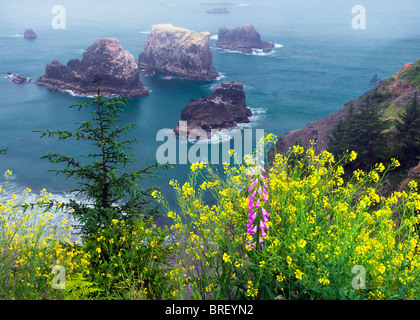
24, 28, 37, 39
138, 24, 219, 81
36, 38, 149, 97
267, 59, 420, 163
174, 81, 252, 137
216, 24, 274, 54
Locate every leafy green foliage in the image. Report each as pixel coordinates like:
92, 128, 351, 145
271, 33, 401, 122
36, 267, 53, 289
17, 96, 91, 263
399, 61, 420, 88
328, 95, 392, 170
328, 103, 357, 162
35, 89, 170, 236
64, 274, 103, 300
395, 93, 420, 167
81, 218, 175, 299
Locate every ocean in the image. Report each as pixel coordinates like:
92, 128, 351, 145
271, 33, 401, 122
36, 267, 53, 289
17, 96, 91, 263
1, 0, 420, 227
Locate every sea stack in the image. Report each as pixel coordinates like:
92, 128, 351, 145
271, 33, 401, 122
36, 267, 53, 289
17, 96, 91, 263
36, 38, 149, 97
138, 24, 219, 81
216, 24, 274, 54
174, 81, 252, 138
24, 28, 37, 39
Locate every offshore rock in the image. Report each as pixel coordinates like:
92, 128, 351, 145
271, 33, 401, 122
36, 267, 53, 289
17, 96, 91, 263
216, 24, 274, 54
213, 80, 244, 90
206, 8, 230, 14
4, 73, 31, 84
174, 81, 252, 137
138, 24, 219, 81
24, 28, 37, 39
36, 38, 149, 97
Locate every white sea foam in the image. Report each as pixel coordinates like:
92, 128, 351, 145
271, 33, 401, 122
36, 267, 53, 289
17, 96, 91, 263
0, 179, 84, 243
186, 129, 236, 145
216, 47, 245, 55
210, 34, 218, 40
249, 107, 267, 122
235, 3, 251, 6
4, 73, 14, 79
251, 48, 274, 56
12, 34, 24, 37
215, 43, 283, 56
216, 72, 226, 81
63, 89, 95, 98
63, 89, 78, 96
139, 30, 151, 34
183, 106, 267, 145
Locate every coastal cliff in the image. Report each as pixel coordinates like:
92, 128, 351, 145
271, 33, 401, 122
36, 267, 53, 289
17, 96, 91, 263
216, 24, 274, 54
174, 81, 252, 137
267, 60, 420, 162
138, 24, 219, 81
36, 38, 149, 97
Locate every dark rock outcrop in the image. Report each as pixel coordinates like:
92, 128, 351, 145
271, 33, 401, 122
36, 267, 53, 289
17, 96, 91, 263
36, 38, 149, 97
4, 73, 31, 84
213, 80, 244, 90
24, 28, 37, 39
267, 60, 420, 163
206, 8, 230, 14
399, 163, 420, 192
174, 81, 252, 137
216, 24, 274, 54
138, 24, 219, 81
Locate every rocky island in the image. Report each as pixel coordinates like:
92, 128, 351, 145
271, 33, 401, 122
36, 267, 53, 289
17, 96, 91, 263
4, 73, 31, 84
36, 38, 149, 97
138, 24, 219, 81
216, 24, 274, 54
24, 28, 37, 39
174, 81, 252, 138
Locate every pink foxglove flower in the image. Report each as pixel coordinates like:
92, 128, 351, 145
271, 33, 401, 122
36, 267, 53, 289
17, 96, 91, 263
248, 199, 254, 211
248, 212, 256, 222
249, 190, 256, 201
248, 225, 257, 236
262, 208, 270, 223
260, 220, 268, 231
246, 165, 270, 250
261, 229, 267, 238
262, 193, 268, 203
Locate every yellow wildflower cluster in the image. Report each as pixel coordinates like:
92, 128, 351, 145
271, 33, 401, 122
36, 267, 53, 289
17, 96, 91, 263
0, 174, 90, 299
161, 139, 420, 300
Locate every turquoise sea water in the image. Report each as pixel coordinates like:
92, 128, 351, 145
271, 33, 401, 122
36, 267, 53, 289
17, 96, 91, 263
1, 0, 420, 224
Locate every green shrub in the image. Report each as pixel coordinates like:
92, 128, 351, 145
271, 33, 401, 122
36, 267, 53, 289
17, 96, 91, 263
80, 218, 176, 299
158, 135, 420, 300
